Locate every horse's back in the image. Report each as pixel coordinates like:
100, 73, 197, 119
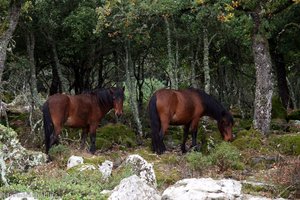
153, 88, 204, 125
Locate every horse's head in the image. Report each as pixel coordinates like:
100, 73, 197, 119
110, 87, 125, 118
218, 111, 234, 142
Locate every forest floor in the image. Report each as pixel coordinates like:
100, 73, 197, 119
1, 116, 300, 199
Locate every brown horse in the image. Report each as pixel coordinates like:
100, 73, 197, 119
42, 87, 125, 154
148, 88, 234, 154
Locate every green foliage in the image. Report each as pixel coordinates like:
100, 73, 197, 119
186, 151, 212, 172
287, 110, 300, 120
1, 164, 134, 199
48, 145, 71, 167
186, 142, 244, 173
210, 142, 244, 171
272, 96, 287, 119
232, 129, 263, 151
268, 134, 300, 155
95, 123, 137, 151
155, 168, 181, 188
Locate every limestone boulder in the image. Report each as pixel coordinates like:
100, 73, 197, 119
108, 175, 161, 200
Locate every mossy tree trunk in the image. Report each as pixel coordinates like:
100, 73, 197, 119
26, 32, 41, 108
124, 40, 143, 138
252, 34, 273, 134
0, 0, 23, 85
164, 15, 178, 89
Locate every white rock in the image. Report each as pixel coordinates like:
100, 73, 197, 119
108, 175, 161, 200
98, 160, 113, 180
67, 155, 83, 169
162, 178, 242, 200
126, 154, 157, 187
5, 192, 37, 200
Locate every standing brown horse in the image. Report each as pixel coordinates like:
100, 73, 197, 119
42, 87, 125, 154
148, 88, 234, 154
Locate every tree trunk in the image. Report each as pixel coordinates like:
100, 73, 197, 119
253, 34, 273, 134
48, 35, 66, 93
203, 28, 210, 94
163, 16, 178, 89
124, 40, 143, 138
0, 0, 22, 85
26, 32, 41, 108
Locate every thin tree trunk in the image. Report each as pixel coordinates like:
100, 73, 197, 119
163, 15, 178, 89
48, 35, 66, 93
124, 40, 143, 138
253, 34, 273, 134
0, 0, 23, 85
203, 28, 210, 94
26, 32, 40, 108
203, 28, 216, 94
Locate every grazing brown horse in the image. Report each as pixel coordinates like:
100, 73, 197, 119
148, 88, 234, 154
42, 87, 125, 154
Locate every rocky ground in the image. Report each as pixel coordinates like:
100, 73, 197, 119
0, 115, 300, 199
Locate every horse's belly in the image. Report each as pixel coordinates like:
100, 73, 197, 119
65, 116, 87, 128
170, 114, 191, 125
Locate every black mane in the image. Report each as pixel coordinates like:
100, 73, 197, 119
189, 88, 231, 122
83, 88, 113, 108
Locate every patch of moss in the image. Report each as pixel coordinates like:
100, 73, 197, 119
95, 123, 137, 151
155, 168, 181, 188
237, 119, 253, 130
272, 96, 287, 119
242, 182, 276, 197
132, 148, 158, 162
232, 129, 265, 151
48, 144, 71, 167
268, 134, 300, 155
160, 153, 181, 166
287, 109, 300, 121
84, 156, 106, 165
271, 119, 288, 131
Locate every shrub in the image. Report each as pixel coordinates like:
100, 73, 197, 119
210, 142, 244, 172
185, 142, 244, 173
268, 134, 300, 155
95, 123, 137, 151
232, 129, 264, 151
48, 144, 71, 167
186, 151, 212, 172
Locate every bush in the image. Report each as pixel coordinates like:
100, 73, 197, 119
48, 144, 71, 167
95, 123, 137, 151
1, 165, 134, 199
232, 129, 264, 151
186, 142, 244, 173
268, 134, 300, 155
210, 142, 244, 172
186, 151, 212, 172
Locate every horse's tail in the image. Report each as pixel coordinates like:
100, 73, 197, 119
42, 102, 53, 154
148, 94, 166, 154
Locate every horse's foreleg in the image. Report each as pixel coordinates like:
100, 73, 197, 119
190, 121, 200, 151
191, 129, 199, 151
181, 123, 190, 153
89, 125, 97, 154
81, 127, 88, 150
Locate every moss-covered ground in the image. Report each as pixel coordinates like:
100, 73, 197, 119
1, 116, 299, 199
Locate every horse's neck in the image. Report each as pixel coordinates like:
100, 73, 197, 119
203, 102, 223, 122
